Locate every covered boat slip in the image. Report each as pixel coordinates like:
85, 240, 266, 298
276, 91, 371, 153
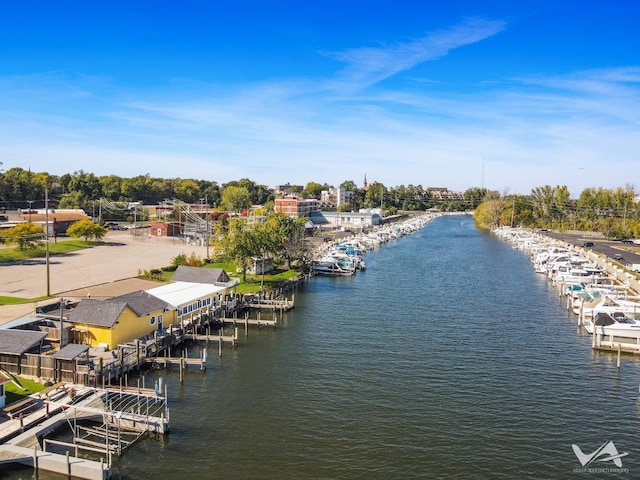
0, 385, 168, 479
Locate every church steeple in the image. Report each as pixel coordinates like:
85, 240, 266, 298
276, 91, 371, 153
363, 173, 368, 189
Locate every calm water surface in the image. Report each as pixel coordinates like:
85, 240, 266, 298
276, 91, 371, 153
5, 215, 640, 479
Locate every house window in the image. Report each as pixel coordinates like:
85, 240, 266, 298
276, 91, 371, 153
150, 316, 156, 326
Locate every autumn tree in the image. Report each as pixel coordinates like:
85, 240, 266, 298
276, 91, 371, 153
66, 219, 108, 242
1, 222, 44, 250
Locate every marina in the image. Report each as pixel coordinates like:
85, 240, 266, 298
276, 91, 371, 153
494, 225, 640, 357
0, 214, 441, 478
3, 214, 640, 478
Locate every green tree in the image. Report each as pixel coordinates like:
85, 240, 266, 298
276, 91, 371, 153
58, 191, 92, 212
214, 218, 256, 281
365, 183, 387, 208
1, 222, 44, 250
121, 174, 152, 201
66, 219, 108, 242
99, 175, 123, 201
224, 178, 272, 204
339, 180, 357, 192
463, 187, 488, 210
267, 212, 309, 269
67, 170, 103, 200
302, 182, 329, 199
221, 186, 252, 213
174, 179, 202, 203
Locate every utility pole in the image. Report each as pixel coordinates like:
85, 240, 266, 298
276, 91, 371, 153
59, 297, 65, 349
206, 214, 210, 259
45, 188, 50, 297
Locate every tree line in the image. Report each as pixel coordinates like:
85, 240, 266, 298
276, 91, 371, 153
474, 184, 640, 239
0, 167, 482, 217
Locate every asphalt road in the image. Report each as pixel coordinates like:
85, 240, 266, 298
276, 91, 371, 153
541, 231, 640, 266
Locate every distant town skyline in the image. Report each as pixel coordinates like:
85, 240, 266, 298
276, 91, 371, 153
1, 1, 639, 197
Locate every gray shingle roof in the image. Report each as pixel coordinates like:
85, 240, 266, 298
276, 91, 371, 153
0, 330, 48, 355
172, 265, 231, 285
110, 291, 168, 317
67, 299, 127, 327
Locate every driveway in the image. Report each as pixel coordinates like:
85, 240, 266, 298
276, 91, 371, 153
0, 231, 208, 323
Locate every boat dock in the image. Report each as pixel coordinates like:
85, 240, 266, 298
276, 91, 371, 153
494, 226, 640, 364
0, 443, 110, 480
0, 383, 169, 479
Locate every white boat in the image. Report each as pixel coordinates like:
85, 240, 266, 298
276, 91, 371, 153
311, 259, 355, 276
579, 295, 640, 324
586, 311, 640, 341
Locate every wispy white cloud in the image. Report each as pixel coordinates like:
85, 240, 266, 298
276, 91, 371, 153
1, 23, 639, 197
324, 17, 506, 91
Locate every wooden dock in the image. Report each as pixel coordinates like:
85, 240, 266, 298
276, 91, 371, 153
224, 317, 277, 327
594, 340, 640, 356
246, 297, 294, 311
185, 331, 238, 345
149, 356, 207, 373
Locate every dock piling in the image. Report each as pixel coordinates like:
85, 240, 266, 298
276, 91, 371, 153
33, 445, 38, 474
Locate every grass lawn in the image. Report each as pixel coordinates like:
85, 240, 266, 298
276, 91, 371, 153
0, 295, 49, 305
201, 262, 301, 294
0, 239, 94, 263
3, 375, 47, 404
142, 261, 302, 294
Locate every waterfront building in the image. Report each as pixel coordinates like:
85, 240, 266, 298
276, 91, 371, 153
67, 291, 172, 350
309, 210, 380, 230
274, 195, 319, 218
146, 265, 239, 325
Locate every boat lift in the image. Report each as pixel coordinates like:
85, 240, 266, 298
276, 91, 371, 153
43, 386, 170, 467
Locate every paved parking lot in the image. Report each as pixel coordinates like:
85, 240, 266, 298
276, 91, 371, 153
0, 231, 208, 323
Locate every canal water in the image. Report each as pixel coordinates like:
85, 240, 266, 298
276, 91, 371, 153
5, 214, 640, 479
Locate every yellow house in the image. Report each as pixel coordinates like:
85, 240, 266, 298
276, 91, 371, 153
67, 291, 172, 350
66, 267, 238, 350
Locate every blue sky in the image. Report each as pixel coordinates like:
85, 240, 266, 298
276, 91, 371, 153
1, 1, 639, 196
